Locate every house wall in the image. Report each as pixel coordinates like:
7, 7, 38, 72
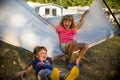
27, 2, 63, 18
63, 6, 89, 15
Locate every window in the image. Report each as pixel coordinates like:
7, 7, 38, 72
52, 9, 56, 16
35, 7, 39, 13
45, 8, 50, 15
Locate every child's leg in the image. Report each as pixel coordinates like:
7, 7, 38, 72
37, 70, 46, 80
75, 43, 88, 65
64, 66, 79, 80
50, 68, 59, 80
66, 41, 77, 63
67, 43, 75, 63
65, 41, 77, 69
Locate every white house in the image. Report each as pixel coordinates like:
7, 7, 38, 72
63, 6, 89, 15
27, 1, 63, 18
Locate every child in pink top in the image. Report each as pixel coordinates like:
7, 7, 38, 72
46, 10, 89, 70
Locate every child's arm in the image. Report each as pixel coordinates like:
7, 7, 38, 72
51, 54, 66, 61
15, 65, 33, 78
76, 10, 89, 30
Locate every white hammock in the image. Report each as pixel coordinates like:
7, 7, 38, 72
0, 0, 117, 57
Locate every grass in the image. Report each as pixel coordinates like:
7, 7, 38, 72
0, 33, 120, 80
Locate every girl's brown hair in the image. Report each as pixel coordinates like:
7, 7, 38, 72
59, 15, 75, 29
33, 46, 47, 55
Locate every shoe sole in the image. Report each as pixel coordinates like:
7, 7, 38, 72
64, 66, 79, 80
50, 68, 59, 80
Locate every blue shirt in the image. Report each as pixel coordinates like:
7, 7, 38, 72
29, 57, 53, 75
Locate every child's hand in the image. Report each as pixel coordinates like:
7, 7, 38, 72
82, 10, 89, 17
15, 70, 26, 78
85, 10, 89, 13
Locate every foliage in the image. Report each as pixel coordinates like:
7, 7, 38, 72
102, 0, 120, 9
25, 0, 120, 9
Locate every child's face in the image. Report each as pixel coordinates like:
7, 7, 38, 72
63, 20, 72, 29
36, 49, 47, 60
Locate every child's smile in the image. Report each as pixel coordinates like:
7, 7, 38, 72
37, 49, 47, 60
63, 20, 72, 29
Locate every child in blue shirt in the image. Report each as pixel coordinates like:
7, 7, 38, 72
16, 46, 79, 80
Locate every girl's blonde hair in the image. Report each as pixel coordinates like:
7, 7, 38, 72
59, 15, 75, 29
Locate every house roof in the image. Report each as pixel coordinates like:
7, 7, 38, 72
27, 1, 63, 8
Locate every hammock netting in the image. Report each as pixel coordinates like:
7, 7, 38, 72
0, 0, 118, 57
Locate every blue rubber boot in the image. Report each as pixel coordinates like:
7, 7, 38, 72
66, 59, 73, 70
